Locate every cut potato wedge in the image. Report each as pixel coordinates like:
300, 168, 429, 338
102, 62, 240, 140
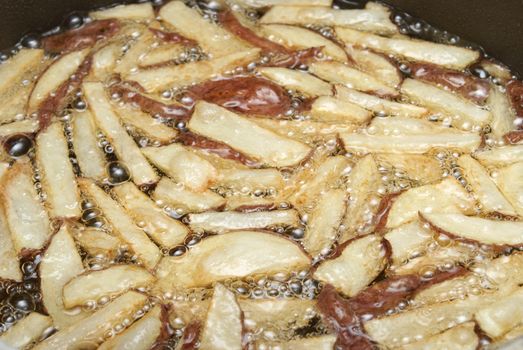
386, 178, 475, 228
152, 177, 225, 214
401, 79, 492, 129
83, 82, 159, 185
0, 48, 44, 96
36, 122, 81, 218
1, 162, 50, 253
260, 24, 347, 62
385, 220, 433, 266
34, 291, 148, 350
495, 162, 523, 217
313, 235, 388, 296
155, 231, 310, 290
129, 48, 261, 92
340, 132, 482, 154
487, 86, 515, 141
98, 305, 164, 350
236, 0, 332, 7
0, 312, 52, 350
200, 284, 242, 350
261, 5, 397, 35
399, 322, 479, 350
115, 30, 155, 76
63, 265, 155, 308
258, 67, 332, 97
216, 168, 283, 192
345, 45, 402, 88
142, 144, 217, 192
421, 213, 523, 246
375, 154, 443, 185
336, 27, 480, 69
90, 3, 155, 21
90, 42, 123, 81
189, 102, 311, 167
304, 188, 346, 257
40, 224, 88, 329
28, 49, 90, 112
159, 1, 250, 58
0, 202, 22, 281
187, 209, 300, 233
310, 61, 397, 97
457, 154, 517, 216
336, 85, 428, 118
475, 287, 523, 338
74, 227, 121, 259
139, 44, 185, 67
72, 110, 107, 180
474, 145, 523, 167
0, 119, 39, 137
79, 178, 161, 269
310, 96, 372, 124
112, 182, 189, 248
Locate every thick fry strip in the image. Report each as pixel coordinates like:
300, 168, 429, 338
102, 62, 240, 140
0, 313, 52, 350
116, 30, 155, 76
83, 82, 159, 185
258, 67, 332, 97
400, 322, 479, 350
0, 204, 21, 281
215, 168, 284, 192
90, 42, 123, 81
336, 27, 480, 69
345, 45, 402, 88
0, 49, 44, 96
0, 119, 38, 137
36, 122, 81, 218
474, 145, 523, 167
112, 182, 189, 248
140, 44, 185, 67
188, 102, 311, 167
72, 110, 107, 180
90, 3, 155, 21
495, 162, 523, 217
488, 86, 516, 141
74, 227, 121, 259
79, 178, 161, 269
310, 96, 372, 124
475, 287, 523, 339
385, 220, 432, 266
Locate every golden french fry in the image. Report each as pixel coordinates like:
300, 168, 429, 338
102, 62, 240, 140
71, 110, 107, 180
474, 145, 523, 167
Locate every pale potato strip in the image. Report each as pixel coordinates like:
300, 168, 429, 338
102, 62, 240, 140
0, 202, 22, 281
375, 154, 443, 185
310, 96, 372, 124
34, 292, 148, 350
90, 42, 123, 81
216, 168, 283, 192
398, 322, 479, 350
385, 220, 432, 266
369, 117, 449, 135
187, 209, 300, 233
72, 110, 107, 180
345, 45, 402, 88
114, 104, 177, 144
83, 82, 159, 185
152, 177, 225, 214
90, 3, 155, 20
488, 86, 515, 141
225, 196, 275, 211
36, 122, 81, 218
474, 145, 523, 167
140, 44, 186, 67
40, 224, 89, 329
0, 312, 52, 350
189, 102, 311, 167
74, 227, 121, 259
0, 49, 44, 96
237, 0, 332, 7
258, 67, 333, 97
340, 132, 482, 154
129, 48, 261, 92
1, 162, 50, 253
475, 287, 523, 338
495, 162, 523, 217
159, 1, 251, 58
63, 265, 156, 308
336, 85, 427, 117
0, 119, 38, 137
28, 49, 89, 112
401, 79, 491, 128
79, 178, 161, 269
336, 27, 480, 69
116, 30, 155, 75
142, 144, 217, 192
457, 154, 517, 216
261, 6, 397, 35
112, 182, 189, 248
0, 82, 34, 123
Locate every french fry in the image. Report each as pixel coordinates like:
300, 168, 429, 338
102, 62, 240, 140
345, 45, 402, 88
475, 287, 523, 338
152, 177, 225, 214
112, 182, 189, 248
260, 24, 348, 62
73, 227, 121, 259
1, 162, 51, 253
28, 49, 90, 113
155, 231, 310, 290
303, 188, 346, 257
310, 96, 372, 124
474, 145, 523, 167
385, 220, 432, 266
0, 202, 22, 281
400, 322, 479, 350
257, 67, 332, 97
236, 0, 332, 7
63, 264, 156, 308
71, 110, 107, 180
215, 168, 284, 192
336, 85, 428, 118
309, 61, 397, 97
187, 209, 300, 233
261, 5, 397, 35
83, 82, 159, 185
272, 335, 337, 350
98, 305, 164, 350
200, 284, 243, 350
129, 48, 261, 92
487, 86, 516, 141
385, 178, 475, 229
0, 48, 44, 96
225, 196, 276, 212
159, 1, 251, 58
40, 224, 89, 329
0, 119, 39, 137
139, 44, 186, 67
90, 3, 155, 21
34, 291, 148, 350
0, 312, 52, 350
115, 30, 155, 76
142, 144, 217, 192
90, 42, 123, 81
457, 154, 517, 216
336, 27, 480, 69
421, 213, 523, 246
495, 162, 523, 216
375, 154, 443, 185
78, 178, 161, 269
188, 102, 311, 167
313, 235, 388, 296
369, 117, 451, 135
401, 79, 492, 129
36, 122, 81, 218
0, 82, 34, 124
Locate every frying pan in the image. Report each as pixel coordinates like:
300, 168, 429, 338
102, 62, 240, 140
0, 0, 522, 349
